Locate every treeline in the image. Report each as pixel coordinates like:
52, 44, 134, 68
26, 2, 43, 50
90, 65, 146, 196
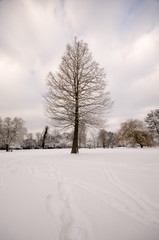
0, 109, 159, 151
0, 121, 115, 150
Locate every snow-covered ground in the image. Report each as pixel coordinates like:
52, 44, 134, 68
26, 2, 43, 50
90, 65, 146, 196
0, 148, 159, 240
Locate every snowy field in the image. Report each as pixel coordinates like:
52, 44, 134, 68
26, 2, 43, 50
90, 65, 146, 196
0, 148, 159, 240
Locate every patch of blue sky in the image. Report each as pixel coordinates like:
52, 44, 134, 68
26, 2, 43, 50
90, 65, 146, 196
128, 0, 145, 16
147, 24, 156, 34
121, 0, 146, 29
60, 0, 65, 7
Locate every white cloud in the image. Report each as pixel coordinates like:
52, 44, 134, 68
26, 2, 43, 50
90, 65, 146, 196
0, 0, 159, 133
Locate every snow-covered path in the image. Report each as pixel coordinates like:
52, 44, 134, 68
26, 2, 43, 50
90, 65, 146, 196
0, 148, 159, 240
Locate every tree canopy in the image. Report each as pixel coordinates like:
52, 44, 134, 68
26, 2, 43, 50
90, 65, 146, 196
44, 38, 112, 153
117, 119, 154, 148
0, 117, 26, 151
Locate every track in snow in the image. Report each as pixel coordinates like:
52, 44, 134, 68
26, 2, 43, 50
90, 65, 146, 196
28, 161, 96, 240
103, 163, 159, 227
69, 162, 159, 229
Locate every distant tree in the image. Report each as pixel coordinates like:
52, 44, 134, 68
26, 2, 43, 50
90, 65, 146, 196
79, 122, 87, 148
145, 109, 159, 145
35, 132, 43, 148
97, 130, 116, 148
117, 119, 154, 148
48, 129, 63, 148
88, 130, 97, 148
98, 129, 107, 148
0, 136, 5, 149
44, 38, 112, 154
42, 126, 49, 149
22, 133, 36, 149
26, 133, 34, 140
22, 139, 36, 149
0, 117, 27, 151
44, 130, 73, 149
106, 132, 116, 148
59, 132, 73, 148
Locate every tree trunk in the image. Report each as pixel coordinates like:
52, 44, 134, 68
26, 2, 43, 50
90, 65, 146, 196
6, 144, 9, 152
135, 135, 144, 148
71, 99, 79, 154
71, 119, 79, 154
136, 140, 143, 148
42, 126, 49, 149
71, 65, 79, 154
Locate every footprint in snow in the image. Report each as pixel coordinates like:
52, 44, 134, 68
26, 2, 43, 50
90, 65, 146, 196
46, 194, 63, 217
46, 194, 63, 239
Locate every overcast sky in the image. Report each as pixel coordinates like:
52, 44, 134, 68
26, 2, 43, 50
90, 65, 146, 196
0, 0, 159, 133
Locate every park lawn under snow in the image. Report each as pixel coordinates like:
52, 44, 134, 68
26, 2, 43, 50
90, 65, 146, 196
0, 148, 159, 240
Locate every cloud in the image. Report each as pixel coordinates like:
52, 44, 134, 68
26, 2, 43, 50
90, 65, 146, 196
0, 0, 159, 133
0, 0, 69, 131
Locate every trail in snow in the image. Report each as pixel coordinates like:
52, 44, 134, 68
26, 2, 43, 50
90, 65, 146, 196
1, 149, 159, 239
103, 163, 159, 227
28, 161, 96, 240
27, 159, 159, 229
46, 162, 95, 240
68, 163, 159, 229
27, 164, 55, 180
107, 162, 159, 176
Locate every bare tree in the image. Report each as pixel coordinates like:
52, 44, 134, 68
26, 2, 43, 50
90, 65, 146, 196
98, 129, 107, 148
42, 126, 49, 149
26, 133, 34, 140
106, 132, 116, 148
35, 132, 43, 148
44, 38, 112, 153
79, 122, 87, 148
0, 117, 27, 151
22, 133, 36, 149
98, 130, 116, 148
116, 119, 154, 148
145, 109, 159, 145
89, 130, 98, 148
49, 129, 63, 148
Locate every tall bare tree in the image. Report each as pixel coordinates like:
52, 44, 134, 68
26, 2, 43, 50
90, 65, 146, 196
0, 117, 27, 151
44, 38, 112, 153
145, 109, 159, 144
